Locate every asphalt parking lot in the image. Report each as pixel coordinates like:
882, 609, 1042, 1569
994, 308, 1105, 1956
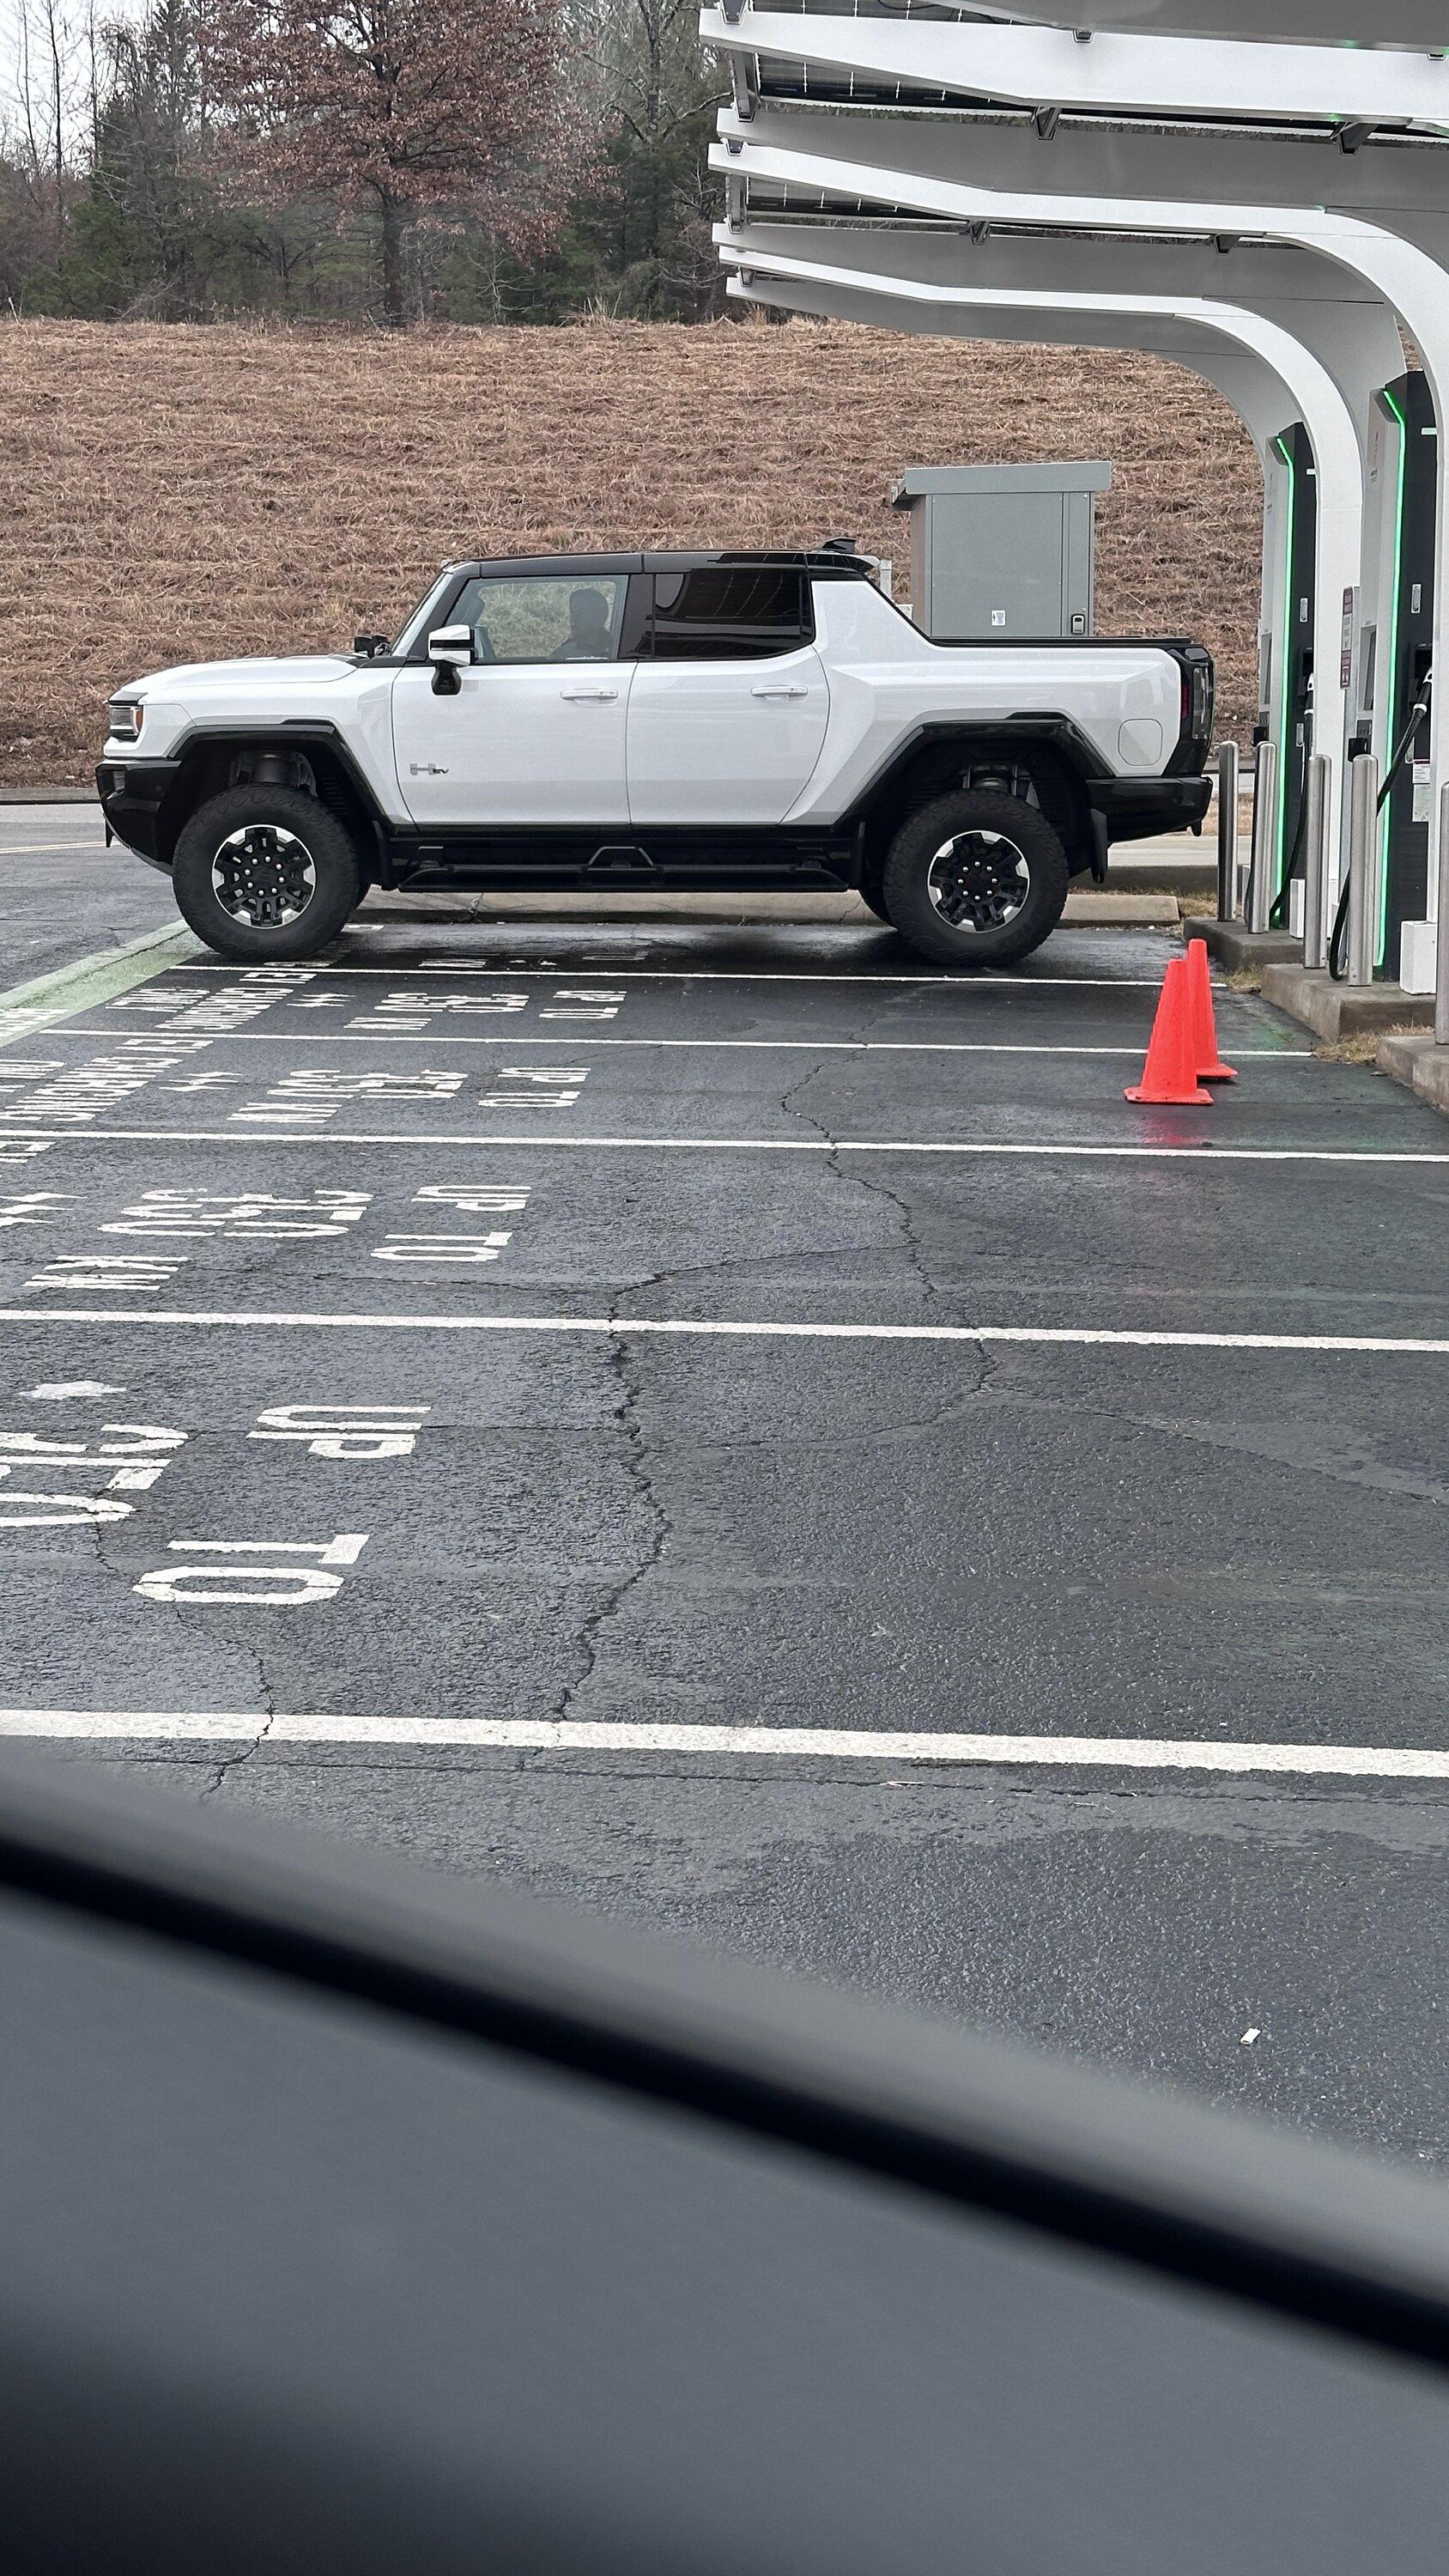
5, 807, 1449, 2168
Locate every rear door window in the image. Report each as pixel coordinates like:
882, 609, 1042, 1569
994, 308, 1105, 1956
645, 568, 813, 660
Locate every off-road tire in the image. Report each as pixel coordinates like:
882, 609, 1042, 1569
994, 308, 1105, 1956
881, 788, 1070, 969
172, 786, 363, 962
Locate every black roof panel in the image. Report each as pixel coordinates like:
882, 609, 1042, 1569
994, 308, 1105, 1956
445, 548, 871, 580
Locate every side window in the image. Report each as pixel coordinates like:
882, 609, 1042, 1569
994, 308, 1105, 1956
646, 568, 812, 661
446, 575, 625, 665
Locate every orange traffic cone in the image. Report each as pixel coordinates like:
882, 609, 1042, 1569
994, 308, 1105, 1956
1125, 957, 1213, 1104
1184, 935, 1236, 1082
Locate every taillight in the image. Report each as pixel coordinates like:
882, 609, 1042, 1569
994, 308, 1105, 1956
1191, 659, 1213, 744
1179, 656, 1212, 756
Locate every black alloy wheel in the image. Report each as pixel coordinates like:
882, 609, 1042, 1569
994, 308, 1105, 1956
210, 821, 318, 929
925, 826, 1032, 934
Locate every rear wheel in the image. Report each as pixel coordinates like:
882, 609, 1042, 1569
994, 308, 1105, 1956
172, 787, 362, 962
881, 788, 1070, 969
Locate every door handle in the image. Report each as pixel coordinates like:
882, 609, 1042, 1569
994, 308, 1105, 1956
751, 683, 809, 699
560, 684, 619, 701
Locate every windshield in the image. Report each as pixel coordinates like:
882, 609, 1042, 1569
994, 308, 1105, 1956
391, 568, 460, 658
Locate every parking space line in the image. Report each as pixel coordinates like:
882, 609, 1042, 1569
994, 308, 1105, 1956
3, 1710, 1449, 1776
1, 1128, 1442, 1163
27, 1028, 1311, 1058
3, 1309, 1446, 1352
0, 840, 107, 857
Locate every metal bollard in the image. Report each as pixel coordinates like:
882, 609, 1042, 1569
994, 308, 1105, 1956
1344, 750, 1380, 987
1300, 751, 1331, 972
1216, 742, 1240, 920
1246, 738, 1277, 933
1436, 782, 1449, 1048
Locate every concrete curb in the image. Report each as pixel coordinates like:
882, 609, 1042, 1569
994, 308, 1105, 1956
1377, 1030, 1449, 1115
361, 890, 876, 925
1112, 854, 1217, 896
356, 887, 1179, 927
1183, 920, 1299, 978
1260, 965, 1434, 1043
0, 787, 99, 804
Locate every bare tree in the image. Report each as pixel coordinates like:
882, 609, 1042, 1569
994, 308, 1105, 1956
8, 0, 84, 263
201, 0, 593, 325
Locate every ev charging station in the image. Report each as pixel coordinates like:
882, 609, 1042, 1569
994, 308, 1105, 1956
1358, 373, 1440, 975
700, 17, 1449, 1025
712, 214, 1406, 919
723, 247, 1324, 925
1253, 422, 1315, 927
703, 63, 1449, 1000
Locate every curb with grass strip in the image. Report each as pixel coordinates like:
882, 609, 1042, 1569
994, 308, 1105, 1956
0, 921, 200, 1038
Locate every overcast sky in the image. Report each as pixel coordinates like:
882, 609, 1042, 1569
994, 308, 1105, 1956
1, 0, 143, 158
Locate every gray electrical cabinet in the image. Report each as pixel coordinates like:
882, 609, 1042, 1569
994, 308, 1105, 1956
889, 461, 1111, 641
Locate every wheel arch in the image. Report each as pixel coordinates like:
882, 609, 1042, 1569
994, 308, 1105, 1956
851, 723, 1096, 888
155, 726, 387, 877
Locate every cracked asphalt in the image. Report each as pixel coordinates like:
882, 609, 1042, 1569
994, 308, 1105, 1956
6, 809, 1449, 2170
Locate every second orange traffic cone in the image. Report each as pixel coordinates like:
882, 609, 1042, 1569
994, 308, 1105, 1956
1184, 935, 1236, 1082
1125, 957, 1212, 1104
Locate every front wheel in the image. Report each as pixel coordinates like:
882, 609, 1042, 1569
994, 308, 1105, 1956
171, 786, 363, 961
881, 789, 1070, 969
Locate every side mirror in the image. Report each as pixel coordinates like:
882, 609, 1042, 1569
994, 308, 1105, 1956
428, 624, 474, 666
428, 623, 473, 696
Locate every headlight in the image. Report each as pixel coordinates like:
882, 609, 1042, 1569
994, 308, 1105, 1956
107, 697, 144, 741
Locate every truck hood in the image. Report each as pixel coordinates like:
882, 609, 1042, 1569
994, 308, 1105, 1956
127, 654, 359, 693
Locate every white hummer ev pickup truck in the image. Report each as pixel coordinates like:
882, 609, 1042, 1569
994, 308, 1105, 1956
99, 546, 1213, 967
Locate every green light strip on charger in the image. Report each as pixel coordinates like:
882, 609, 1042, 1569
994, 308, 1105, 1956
1377, 385, 1410, 971
1272, 430, 1297, 896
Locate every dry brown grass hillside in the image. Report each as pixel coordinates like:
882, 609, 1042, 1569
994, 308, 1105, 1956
1, 316, 1261, 785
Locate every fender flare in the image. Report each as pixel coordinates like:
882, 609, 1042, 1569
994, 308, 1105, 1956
158, 722, 398, 868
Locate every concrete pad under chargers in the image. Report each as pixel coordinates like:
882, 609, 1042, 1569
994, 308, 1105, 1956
1377, 1030, 1449, 1114
1260, 965, 1434, 1043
